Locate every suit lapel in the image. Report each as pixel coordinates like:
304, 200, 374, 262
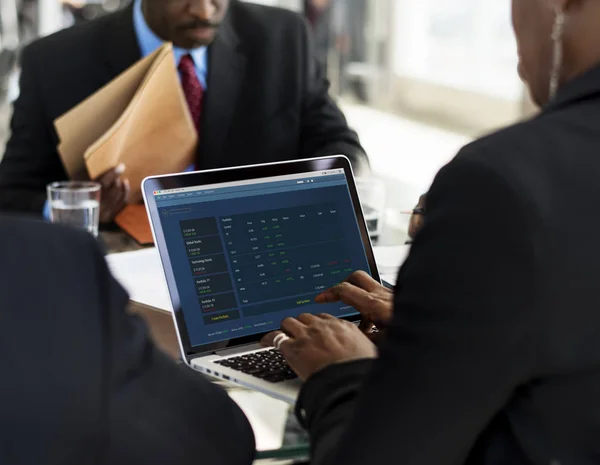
199, 8, 246, 168
98, 4, 141, 79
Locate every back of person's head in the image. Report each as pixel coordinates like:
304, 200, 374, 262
512, 0, 600, 106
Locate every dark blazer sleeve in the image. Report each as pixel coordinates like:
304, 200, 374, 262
0, 44, 67, 214
297, 150, 540, 464
85, 241, 256, 464
298, 19, 369, 175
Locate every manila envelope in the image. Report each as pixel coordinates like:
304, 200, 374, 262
55, 43, 198, 244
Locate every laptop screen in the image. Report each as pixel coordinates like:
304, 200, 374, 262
148, 162, 374, 350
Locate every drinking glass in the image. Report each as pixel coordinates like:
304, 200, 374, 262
47, 181, 101, 237
355, 177, 386, 243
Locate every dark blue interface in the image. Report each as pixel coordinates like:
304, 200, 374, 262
154, 171, 371, 347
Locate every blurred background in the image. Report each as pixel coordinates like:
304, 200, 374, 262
0, 0, 536, 238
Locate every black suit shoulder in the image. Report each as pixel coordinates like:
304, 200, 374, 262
455, 96, 599, 173
21, 11, 111, 71
25, 12, 108, 51
17, 9, 126, 124
232, 1, 305, 29
449, 111, 581, 219
455, 117, 551, 173
230, 1, 308, 50
451, 99, 600, 231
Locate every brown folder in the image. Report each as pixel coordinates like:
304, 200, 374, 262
54, 43, 198, 244
115, 204, 154, 246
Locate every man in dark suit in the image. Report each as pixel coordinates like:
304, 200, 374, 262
0, 0, 367, 222
0, 215, 256, 464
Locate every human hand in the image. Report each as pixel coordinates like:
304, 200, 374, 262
261, 313, 376, 381
95, 163, 130, 224
315, 271, 394, 340
408, 193, 426, 239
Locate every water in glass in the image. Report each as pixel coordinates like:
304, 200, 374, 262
50, 199, 100, 236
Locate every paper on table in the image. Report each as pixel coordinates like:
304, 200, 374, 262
227, 389, 289, 452
382, 273, 399, 286
374, 244, 411, 278
105, 248, 171, 313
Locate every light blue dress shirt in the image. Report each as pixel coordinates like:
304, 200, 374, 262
44, 0, 207, 219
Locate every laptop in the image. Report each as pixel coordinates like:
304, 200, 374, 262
142, 156, 380, 404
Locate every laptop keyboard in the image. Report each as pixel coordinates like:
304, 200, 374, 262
214, 349, 298, 383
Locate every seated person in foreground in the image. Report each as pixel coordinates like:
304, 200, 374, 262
262, 0, 600, 463
0, 216, 255, 465
0, 0, 367, 223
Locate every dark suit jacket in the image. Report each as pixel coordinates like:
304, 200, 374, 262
0, 0, 367, 214
297, 64, 600, 464
0, 216, 255, 464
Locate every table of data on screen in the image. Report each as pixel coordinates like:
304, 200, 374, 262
180, 203, 356, 324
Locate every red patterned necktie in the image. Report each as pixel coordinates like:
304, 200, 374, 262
178, 54, 203, 131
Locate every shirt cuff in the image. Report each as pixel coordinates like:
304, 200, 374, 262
295, 359, 374, 428
43, 200, 51, 221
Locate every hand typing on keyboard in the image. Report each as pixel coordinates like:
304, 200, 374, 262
214, 349, 298, 383
261, 313, 376, 381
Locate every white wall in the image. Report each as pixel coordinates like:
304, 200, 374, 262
38, 0, 64, 37
392, 0, 519, 100
340, 102, 470, 210
0, 0, 20, 49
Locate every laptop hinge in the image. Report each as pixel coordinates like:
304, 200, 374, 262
214, 342, 262, 357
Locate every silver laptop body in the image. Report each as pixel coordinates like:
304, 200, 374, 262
142, 156, 380, 403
